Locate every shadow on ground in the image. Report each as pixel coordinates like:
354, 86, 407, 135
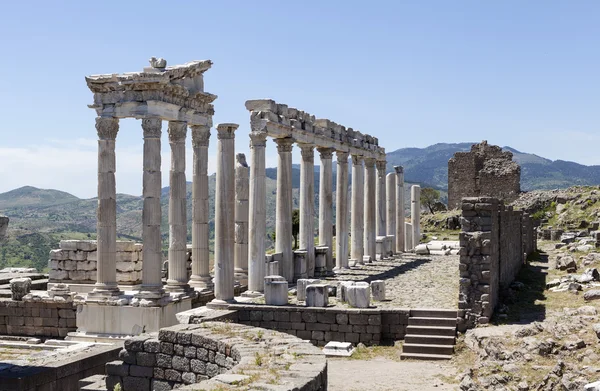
328, 257, 433, 284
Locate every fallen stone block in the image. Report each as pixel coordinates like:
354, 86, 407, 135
370, 280, 385, 301
306, 284, 328, 307
297, 278, 320, 302
347, 285, 370, 308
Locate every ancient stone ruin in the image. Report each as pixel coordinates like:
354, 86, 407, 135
447, 140, 521, 209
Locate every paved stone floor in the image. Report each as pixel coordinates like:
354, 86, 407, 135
322, 253, 460, 309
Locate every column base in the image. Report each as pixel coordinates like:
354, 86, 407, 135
87, 283, 122, 299
133, 287, 170, 307
165, 280, 193, 294
241, 290, 263, 298
234, 270, 248, 287
188, 276, 214, 292
206, 298, 237, 310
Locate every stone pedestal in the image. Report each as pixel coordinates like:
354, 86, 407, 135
189, 125, 213, 291
210, 124, 238, 307
347, 285, 370, 308
165, 121, 191, 293
247, 131, 268, 294
264, 275, 288, 306
234, 153, 250, 285
337, 281, 355, 303
10, 277, 31, 301
306, 284, 328, 307
351, 155, 364, 264
371, 280, 385, 301
363, 158, 377, 263
314, 246, 328, 277
405, 222, 413, 251
317, 148, 334, 275
376, 236, 386, 261
275, 138, 295, 282
335, 151, 350, 270
395, 166, 405, 253
298, 144, 315, 277
293, 250, 308, 282
411, 185, 421, 249
297, 278, 321, 302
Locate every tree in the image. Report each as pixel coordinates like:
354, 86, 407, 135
421, 187, 441, 214
292, 209, 300, 249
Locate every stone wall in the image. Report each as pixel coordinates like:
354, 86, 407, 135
458, 197, 537, 331
0, 298, 77, 337
225, 304, 408, 346
448, 141, 521, 209
49, 240, 143, 285
104, 322, 327, 391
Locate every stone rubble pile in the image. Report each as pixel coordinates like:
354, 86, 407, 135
414, 240, 460, 256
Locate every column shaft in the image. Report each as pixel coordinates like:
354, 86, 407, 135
189, 126, 213, 291
411, 185, 421, 249
247, 131, 268, 293
234, 153, 250, 284
335, 151, 350, 270
351, 155, 364, 264
395, 166, 405, 252
274, 138, 294, 282
376, 160, 387, 236
90, 117, 121, 297
137, 118, 165, 301
363, 158, 377, 262
212, 124, 238, 304
386, 172, 396, 253
165, 121, 190, 293
299, 144, 315, 277
317, 148, 334, 274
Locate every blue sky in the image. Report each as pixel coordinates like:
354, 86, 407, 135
0, 1, 598, 198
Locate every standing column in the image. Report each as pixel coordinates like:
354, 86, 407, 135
210, 123, 238, 306
298, 143, 315, 277
350, 155, 364, 264
165, 121, 190, 293
317, 148, 334, 275
189, 125, 213, 291
274, 138, 295, 282
234, 153, 250, 285
363, 158, 377, 263
395, 166, 405, 252
335, 151, 350, 270
386, 172, 396, 254
137, 118, 165, 302
246, 131, 268, 294
376, 160, 387, 237
411, 185, 421, 249
90, 116, 121, 298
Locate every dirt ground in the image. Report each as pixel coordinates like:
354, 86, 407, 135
328, 357, 459, 391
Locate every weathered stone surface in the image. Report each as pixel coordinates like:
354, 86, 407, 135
370, 280, 385, 301
584, 290, 600, 301
306, 284, 328, 307
10, 277, 31, 301
347, 285, 370, 308
297, 278, 320, 302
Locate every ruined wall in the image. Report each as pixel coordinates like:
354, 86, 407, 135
458, 197, 537, 331
104, 322, 327, 391
448, 141, 521, 209
0, 298, 77, 337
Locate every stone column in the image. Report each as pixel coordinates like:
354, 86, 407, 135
90, 117, 121, 298
165, 121, 190, 293
298, 143, 315, 277
363, 158, 377, 263
210, 124, 238, 306
136, 118, 165, 302
350, 155, 364, 264
395, 166, 405, 252
234, 153, 250, 285
386, 172, 396, 254
274, 138, 294, 282
335, 151, 350, 270
246, 131, 268, 294
411, 185, 421, 249
376, 160, 387, 237
317, 148, 334, 274
189, 125, 213, 291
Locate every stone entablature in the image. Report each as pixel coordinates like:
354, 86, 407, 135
103, 322, 327, 391
86, 60, 215, 126
245, 99, 385, 159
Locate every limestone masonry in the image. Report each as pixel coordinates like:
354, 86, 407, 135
448, 140, 521, 209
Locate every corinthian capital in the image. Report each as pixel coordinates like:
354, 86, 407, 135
249, 130, 268, 148
298, 143, 314, 161
191, 125, 211, 147
317, 147, 334, 160
274, 137, 294, 153
364, 157, 376, 168
352, 155, 364, 166
96, 117, 119, 140
167, 121, 187, 143
394, 165, 404, 174
376, 160, 387, 172
216, 123, 239, 140
142, 118, 162, 139
336, 151, 350, 163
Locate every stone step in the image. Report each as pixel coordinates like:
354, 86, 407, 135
410, 308, 458, 319
402, 343, 454, 355
408, 317, 457, 327
400, 352, 453, 361
404, 334, 455, 345
405, 325, 456, 336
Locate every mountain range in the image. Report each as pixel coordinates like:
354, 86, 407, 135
1, 142, 599, 271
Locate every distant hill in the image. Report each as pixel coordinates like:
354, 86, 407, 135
0, 186, 80, 208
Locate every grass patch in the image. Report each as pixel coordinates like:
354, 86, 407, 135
349, 344, 402, 361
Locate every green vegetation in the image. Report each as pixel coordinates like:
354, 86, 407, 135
420, 187, 441, 214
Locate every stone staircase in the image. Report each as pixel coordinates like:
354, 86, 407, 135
400, 308, 458, 360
